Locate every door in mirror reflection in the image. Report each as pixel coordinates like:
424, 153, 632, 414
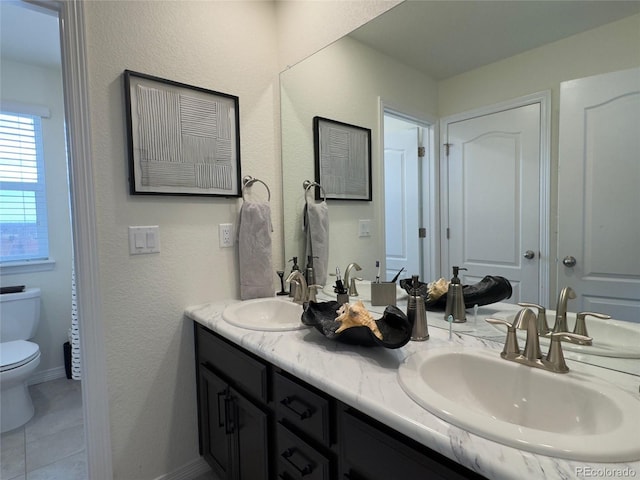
558, 68, 640, 323
383, 112, 432, 282
445, 102, 542, 304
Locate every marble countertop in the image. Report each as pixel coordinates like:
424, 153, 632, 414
185, 297, 640, 480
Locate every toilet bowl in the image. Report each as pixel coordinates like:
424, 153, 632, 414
0, 288, 41, 433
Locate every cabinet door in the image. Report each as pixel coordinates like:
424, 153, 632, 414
229, 386, 270, 480
199, 366, 232, 479
341, 409, 483, 480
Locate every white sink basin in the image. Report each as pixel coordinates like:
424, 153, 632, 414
398, 347, 640, 462
322, 280, 408, 302
489, 311, 640, 358
222, 298, 307, 331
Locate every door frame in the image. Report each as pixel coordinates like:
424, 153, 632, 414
378, 98, 440, 282
54, 0, 114, 477
439, 91, 551, 307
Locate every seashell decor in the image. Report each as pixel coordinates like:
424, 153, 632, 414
335, 300, 383, 340
301, 301, 412, 349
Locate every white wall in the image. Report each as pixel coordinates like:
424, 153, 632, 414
438, 13, 640, 299
83, 1, 279, 478
0, 59, 72, 381
281, 36, 437, 280
275, 0, 401, 71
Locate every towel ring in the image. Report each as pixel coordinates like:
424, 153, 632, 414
303, 180, 327, 203
242, 175, 271, 201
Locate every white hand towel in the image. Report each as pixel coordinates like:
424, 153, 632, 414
304, 201, 329, 286
238, 201, 274, 300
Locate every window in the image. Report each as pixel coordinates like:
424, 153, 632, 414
0, 111, 49, 263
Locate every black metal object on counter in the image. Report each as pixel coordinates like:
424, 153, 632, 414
399, 275, 513, 310
301, 301, 412, 349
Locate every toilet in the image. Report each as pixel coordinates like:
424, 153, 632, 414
0, 288, 41, 433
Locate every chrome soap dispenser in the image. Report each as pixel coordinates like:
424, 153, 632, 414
445, 266, 468, 323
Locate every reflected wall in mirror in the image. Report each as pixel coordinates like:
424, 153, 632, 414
281, 2, 640, 332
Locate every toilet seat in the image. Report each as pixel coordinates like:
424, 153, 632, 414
0, 340, 40, 372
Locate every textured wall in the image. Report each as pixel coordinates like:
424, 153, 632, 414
83, 2, 279, 478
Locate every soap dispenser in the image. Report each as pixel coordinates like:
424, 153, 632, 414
305, 255, 316, 287
288, 257, 300, 297
444, 266, 468, 323
408, 275, 429, 341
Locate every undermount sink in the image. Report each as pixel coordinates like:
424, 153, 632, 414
222, 298, 307, 331
398, 347, 640, 462
489, 311, 640, 358
322, 280, 408, 302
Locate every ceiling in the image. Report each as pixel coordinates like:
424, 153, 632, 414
2, 0, 639, 77
349, 1, 640, 80
1, 2, 60, 68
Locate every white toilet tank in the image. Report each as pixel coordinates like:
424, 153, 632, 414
0, 288, 41, 342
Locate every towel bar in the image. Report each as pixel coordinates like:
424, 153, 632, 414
242, 175, 271, 201
303, 180, 327, 203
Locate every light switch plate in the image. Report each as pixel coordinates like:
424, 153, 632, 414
129, 226, 160, 254
358, 219, 371, 237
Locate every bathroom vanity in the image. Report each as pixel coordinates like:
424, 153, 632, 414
187, 300, 640, 480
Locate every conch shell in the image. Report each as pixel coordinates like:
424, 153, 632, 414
334, 300, 383, 340
427, 278, 449, 302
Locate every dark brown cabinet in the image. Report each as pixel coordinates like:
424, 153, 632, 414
195, 325, 271, 480
194, 322, 485, 480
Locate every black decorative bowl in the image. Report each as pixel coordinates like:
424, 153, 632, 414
399, 275, 513, 310
301, 301, 412, 349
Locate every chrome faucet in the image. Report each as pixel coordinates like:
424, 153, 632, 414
553, 286, 576, 332
518, 302, 549, 336
486, 307, 592, 373
286, 270, 308, 304
344, 262, 362, 296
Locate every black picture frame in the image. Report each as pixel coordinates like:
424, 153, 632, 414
124, 70, 241, 196
313, 116, 372, 201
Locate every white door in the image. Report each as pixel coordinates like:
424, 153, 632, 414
445, 103, 542, 304
384, 118, 420, 281
557, 68, 640, 323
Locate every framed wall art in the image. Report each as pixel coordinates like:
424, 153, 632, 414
313, 116, 372, 201
124, 70, 241, 196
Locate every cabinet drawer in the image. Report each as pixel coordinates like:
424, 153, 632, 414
196, 324, 268, 403
276, 423, 332, 480
274, 372, 331, 447
340, 408, 483, 480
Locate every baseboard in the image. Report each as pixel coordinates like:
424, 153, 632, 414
29, 366, 67, 385
152, 457, 213, 480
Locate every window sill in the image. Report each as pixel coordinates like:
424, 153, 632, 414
0, 259, 56, 275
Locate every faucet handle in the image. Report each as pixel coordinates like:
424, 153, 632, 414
573, 311, 611, 336
546, 332, 593, 373
307, 285, 321, 303
518, 302, 549, 335
485, 318, 520, 358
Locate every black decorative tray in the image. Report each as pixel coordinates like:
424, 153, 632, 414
1, 285, 26, 295
399, 275, 512, 310
301, 301, 412, 349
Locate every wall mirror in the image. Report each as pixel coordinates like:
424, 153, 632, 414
280, 1, 640, 375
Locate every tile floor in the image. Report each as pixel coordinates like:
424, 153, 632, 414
1, 377, 86, 480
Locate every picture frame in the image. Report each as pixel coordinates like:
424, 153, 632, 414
313, 116, 372, 201
124, 70, 241, 196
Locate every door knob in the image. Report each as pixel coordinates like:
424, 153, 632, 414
523, 250, 535, 260
562, 256, 577, 267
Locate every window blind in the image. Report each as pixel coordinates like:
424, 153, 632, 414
0, 111, 49, 262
